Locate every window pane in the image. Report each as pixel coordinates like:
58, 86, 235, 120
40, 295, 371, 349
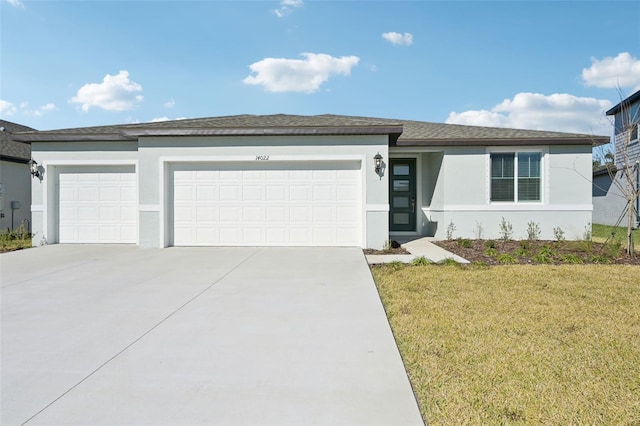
393, 213, 410, 225
393, 165, 410, 176
393, 180, 409, 192
393, 196, 409, 208
518, 153, 541, 178
518, 178, 541, 201
491, 178, 514, 201
491, 153, 515, 201
491, 153, 514, 178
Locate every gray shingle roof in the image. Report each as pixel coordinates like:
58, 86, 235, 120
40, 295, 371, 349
1, 120, 34, 162
12, 114, 610, 146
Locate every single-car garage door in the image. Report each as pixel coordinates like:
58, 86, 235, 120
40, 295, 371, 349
58, 166, 137, 243
171, 161, 362, 246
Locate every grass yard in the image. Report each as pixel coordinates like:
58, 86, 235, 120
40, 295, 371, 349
373, 264, 640, 424
593, 223, 640, 252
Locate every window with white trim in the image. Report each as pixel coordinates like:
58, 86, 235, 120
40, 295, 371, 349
490, 152, 542, 202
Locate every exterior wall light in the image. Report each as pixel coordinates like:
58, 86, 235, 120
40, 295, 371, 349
28, 159, 41, 178
374, 152, 383, 175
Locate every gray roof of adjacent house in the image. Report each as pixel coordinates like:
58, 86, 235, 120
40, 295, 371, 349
1, 120, 34, 163
12, 114, 610, 146
606, 89, 640, 116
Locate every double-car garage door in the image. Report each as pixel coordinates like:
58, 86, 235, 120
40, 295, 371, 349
171, 161, 362, 246
56, 161, 363, 247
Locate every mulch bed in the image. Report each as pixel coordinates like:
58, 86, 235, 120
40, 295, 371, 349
434, 239, 640, 265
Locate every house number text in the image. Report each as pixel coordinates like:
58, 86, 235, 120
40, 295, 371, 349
255, 155, 270, 161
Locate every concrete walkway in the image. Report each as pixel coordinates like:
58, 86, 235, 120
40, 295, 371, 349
366, 237, 469, 265
1, 245, 424, 426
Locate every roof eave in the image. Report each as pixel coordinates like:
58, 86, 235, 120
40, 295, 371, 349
13, 133, 127, 142
15, 125, 404, 142
121, 125, 404, 138
395, 136, 610, 147
606, 89, 640, 116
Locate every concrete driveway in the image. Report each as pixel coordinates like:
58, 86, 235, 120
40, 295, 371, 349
1, 245, 424, 426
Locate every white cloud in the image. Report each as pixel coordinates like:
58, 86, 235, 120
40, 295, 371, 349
70, 70, 143, 112
382, 32, 413, 46
274, 0, 303, 17
5, 0, 24, 8
582, 52, 640, 91
164, 98, 175, 108
446, 92, 613, 135
24, 103, 58, 117
243, 53, 359, 93
1, 100, 57, 117
149, 116, 187, 123
0, 99, 17, 116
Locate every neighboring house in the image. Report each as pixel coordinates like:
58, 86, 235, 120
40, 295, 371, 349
593, 90, 640, 228
14, 115, 608, 249
0, 120, 35, 232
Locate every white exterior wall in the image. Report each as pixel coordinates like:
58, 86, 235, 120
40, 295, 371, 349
31, 135, 389, 249
0, 160, 31, 232
414, 145, 593, 240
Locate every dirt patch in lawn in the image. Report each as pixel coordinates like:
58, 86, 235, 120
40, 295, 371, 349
434, 239, 640, 265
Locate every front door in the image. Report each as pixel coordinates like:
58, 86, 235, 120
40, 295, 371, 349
389, 158, 416, 232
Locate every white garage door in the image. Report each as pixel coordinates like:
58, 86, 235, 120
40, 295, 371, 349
58, 166, 137, 243
172, 161, 362, 246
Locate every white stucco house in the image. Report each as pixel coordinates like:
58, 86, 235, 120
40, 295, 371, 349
14, 115, 608, 249
0, 120, 34, 233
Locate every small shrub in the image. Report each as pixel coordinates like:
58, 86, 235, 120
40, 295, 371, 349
553, 226, 566, 242
456, 238, 472, 248
474, 221, 484, 240
526, 221, 541, 240
515, 247, 530, 257
446, 221, 456, 240
603, 239, 623, 259
485, 240, 497, 249
496, 253, 518, 264
583, 222, 592, 241
559, 254, 583, 264
533, 245, 556, 264
498, 217, 513, 241
411, 256, 431, 266
589, 254, 611, 264
439, 258, 460, 266
576, 240, 593, 253
484, 247, 498, 257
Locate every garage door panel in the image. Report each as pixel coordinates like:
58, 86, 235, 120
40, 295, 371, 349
58, 167, 137, 244
172, 162, 361, 246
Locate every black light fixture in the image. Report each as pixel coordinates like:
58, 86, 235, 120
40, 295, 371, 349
28, 159, 40, 178
374, 152, 383, 174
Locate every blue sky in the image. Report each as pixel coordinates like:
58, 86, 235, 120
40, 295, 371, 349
1, 0, 639, 139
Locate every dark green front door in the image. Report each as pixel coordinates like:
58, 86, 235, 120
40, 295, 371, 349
389, 158, 416, 232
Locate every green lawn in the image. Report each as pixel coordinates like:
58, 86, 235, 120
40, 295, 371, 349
373, 264, 640, 425
592, 223, 640, 252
